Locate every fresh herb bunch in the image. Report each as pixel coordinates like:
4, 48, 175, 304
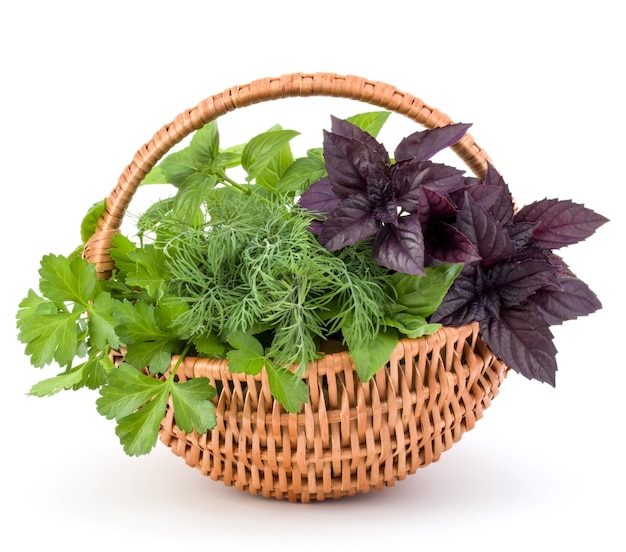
16, 110, 607, 457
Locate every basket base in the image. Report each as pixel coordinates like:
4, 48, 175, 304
158, 325, 507, 503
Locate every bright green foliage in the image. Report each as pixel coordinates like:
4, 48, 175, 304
17, 110, 462, 457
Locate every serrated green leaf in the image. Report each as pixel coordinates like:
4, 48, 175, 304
347, 328, 398, 382
170, 378, 217, 433
265, 362, 308, 413
125, 244, 172, 300
346, 111, 391, 138
88, 292, 121, 349
226, 332, 265, 375
39, 254, 97, 305
241, 129, 300, 182
113, 300, 178, 373
19, 310, 82, 367
114, 389, 169, 456
16, 289, 54, 328
108, 233, 139, 275
28, 364, 87, 397
96, 363, 165, 420
192, 333, 226, 356
80, 199, 106, 244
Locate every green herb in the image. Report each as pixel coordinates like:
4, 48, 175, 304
16, 110, 466, 456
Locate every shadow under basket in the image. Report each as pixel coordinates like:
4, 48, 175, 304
84, 72, 511, 503
158, 322, 506, 502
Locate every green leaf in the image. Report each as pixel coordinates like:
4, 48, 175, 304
189, 121, 220, 167
225, 332, 266, 375
241, 128, 300, 182
192, 333, 226, 356
159, 149, 197, 187
170, 377, 217, 433
125, 244, 172, 300
114, 389, 170, 456
172, 172, 217, 223
28, 364, 87, 396
265, 361, 309, 413
346, 111, 391, 138
276, 155, 326, 194
141, 165, 169, 185
88, 292, 121, 349
113, 300, 178, 373
96, 363, 164, 420
108, 233, 139, 275
39, 254, 97, 305
385, 313, 442, 339
80, 199, 106, 244
347, 328, 399, 382
389, 263, 463, 317
18, 308, 82, 367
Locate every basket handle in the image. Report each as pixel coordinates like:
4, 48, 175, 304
83, 72, 491, 277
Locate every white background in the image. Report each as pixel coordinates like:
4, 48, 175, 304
2, 1, 624, 550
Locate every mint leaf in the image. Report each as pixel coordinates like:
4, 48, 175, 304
170, 377, 217, 433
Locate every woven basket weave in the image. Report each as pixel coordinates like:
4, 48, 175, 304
84, 73, 508, 502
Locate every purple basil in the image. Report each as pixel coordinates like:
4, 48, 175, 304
300, 115, 608, 385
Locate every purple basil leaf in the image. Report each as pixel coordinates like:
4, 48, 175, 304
506, 221, 540, 250
456, 192, 514, 265
481, 305, 558, 385
330, 115, 389, 159
322, 131, 372, 197
425, 222, 481, 264
483, 164, 514, 224
417, 162, 466, 194
371, 213, 425, 274
487, 260, 557, 307
430, 267, 484, 325
394, 122, 472, 162
298, 177, 341, 217
419, 188, 457, 221
529, 277, 603, 325
515, 198, 609, 249
318, 194, 378, 251
450, 184, 503, 212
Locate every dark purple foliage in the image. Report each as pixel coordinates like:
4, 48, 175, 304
300, 116, 608, 385
431, 164, 608, 385
299, 117, 470, 274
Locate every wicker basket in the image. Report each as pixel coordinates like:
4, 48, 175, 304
84, 73, 508, 502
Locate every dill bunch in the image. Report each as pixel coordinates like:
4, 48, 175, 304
159, 189, 390, 372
